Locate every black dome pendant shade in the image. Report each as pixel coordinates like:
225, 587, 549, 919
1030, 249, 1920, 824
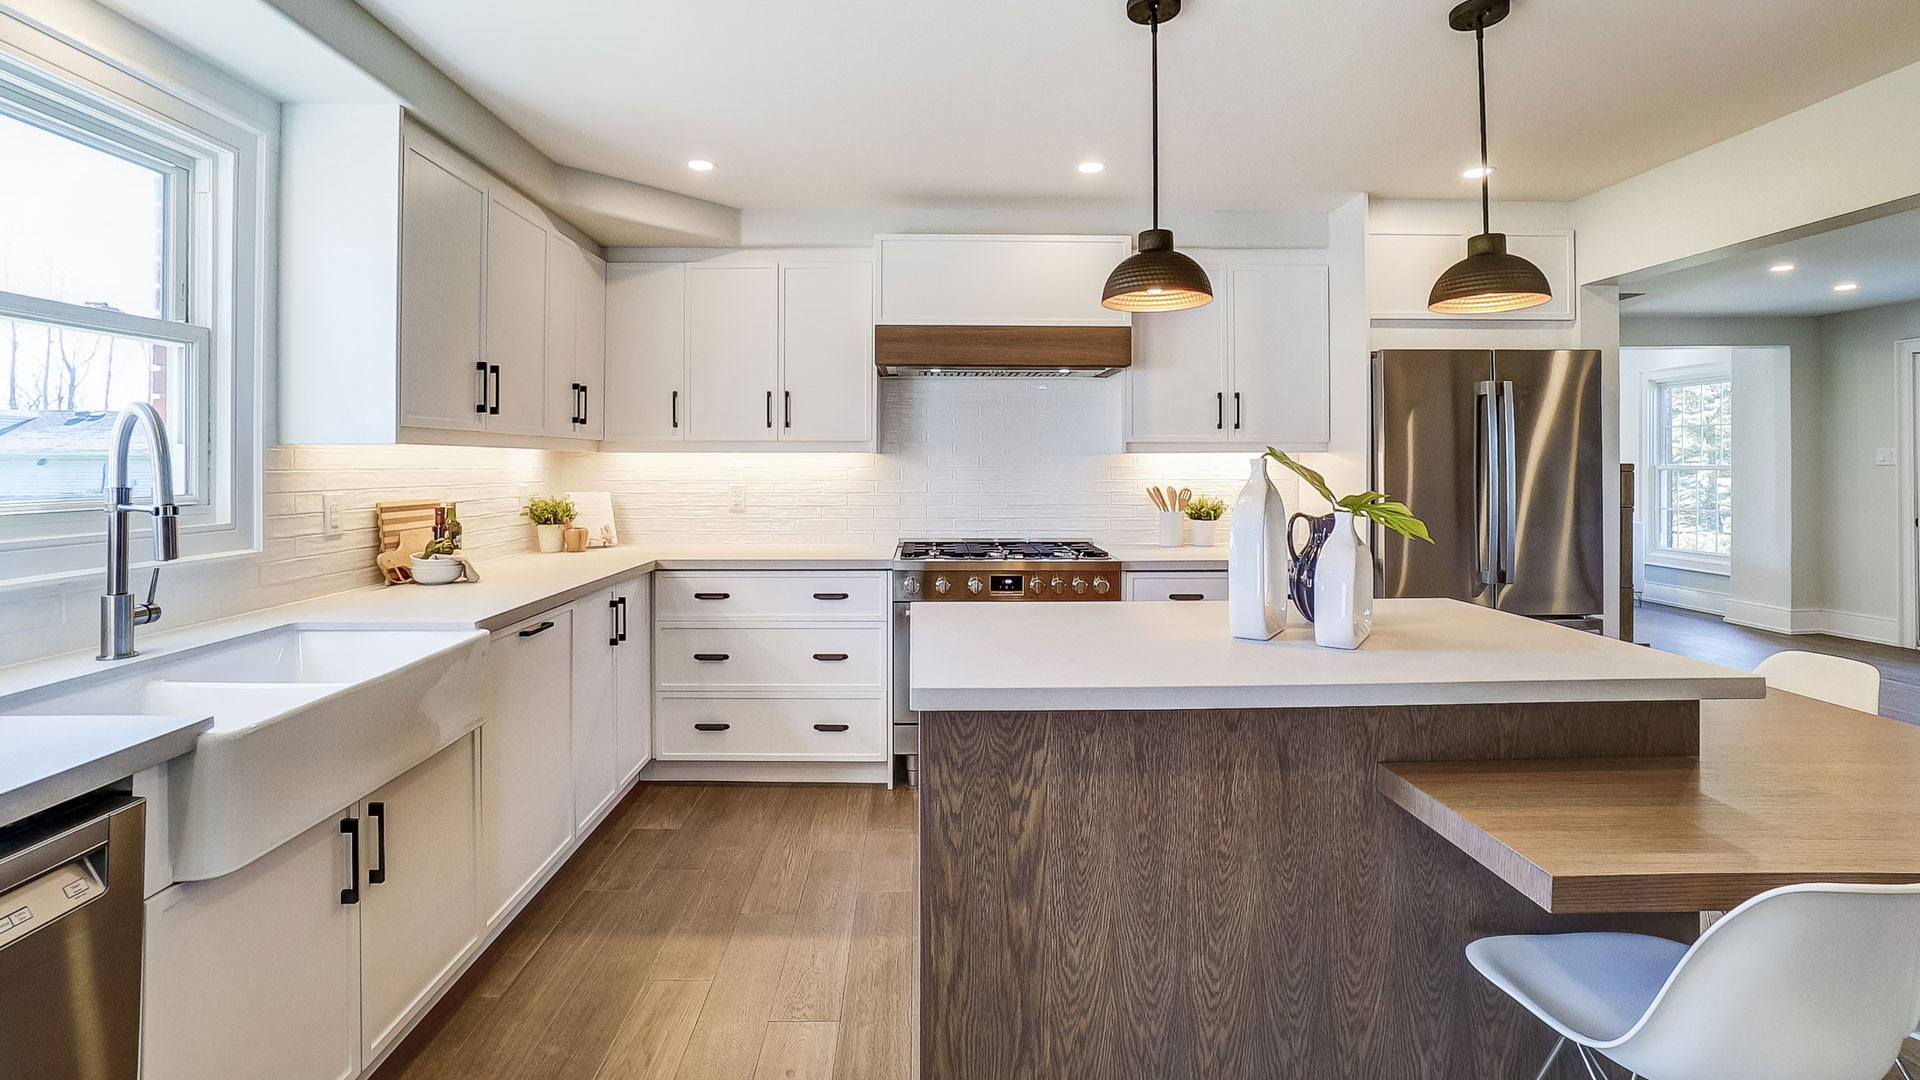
1102, 0, 1213, 312
1428, 0, 1552, 315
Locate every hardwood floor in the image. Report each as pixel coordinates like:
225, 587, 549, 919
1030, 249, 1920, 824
1636, 601, 1920, 724
373, 782, 917, 1080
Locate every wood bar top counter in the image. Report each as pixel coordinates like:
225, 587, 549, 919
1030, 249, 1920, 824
1379, 688, 1920, 914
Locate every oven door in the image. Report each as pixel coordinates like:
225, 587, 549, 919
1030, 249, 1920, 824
891, 599, 917, 782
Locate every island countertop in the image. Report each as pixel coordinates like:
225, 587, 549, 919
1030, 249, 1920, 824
909, 597, 1765, 711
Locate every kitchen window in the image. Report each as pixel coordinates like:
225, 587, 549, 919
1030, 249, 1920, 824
1650, 372, 1733, 568
0, 15, 266, 581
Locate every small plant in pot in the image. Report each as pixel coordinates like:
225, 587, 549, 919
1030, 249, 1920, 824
410, 535, 464, 585
527, 495, 577, 553
1184, 495, 1226, 547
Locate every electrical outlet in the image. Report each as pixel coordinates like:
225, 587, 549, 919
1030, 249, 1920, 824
322, 494, 344, 538
728, 484, 747, 513
1876, 448, 1898, 467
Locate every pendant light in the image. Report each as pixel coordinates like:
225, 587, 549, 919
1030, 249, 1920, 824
1427, 0, 1552, 315
1102, 0, 1213, 312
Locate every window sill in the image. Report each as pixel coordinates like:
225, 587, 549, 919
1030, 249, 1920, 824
0, 537, 259, 593
1644, 552, 1731, 577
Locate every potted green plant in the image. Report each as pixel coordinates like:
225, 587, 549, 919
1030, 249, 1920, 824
1263, 449, 1431, 650
1184, 494, 1226, 547
526, 495, 577, 553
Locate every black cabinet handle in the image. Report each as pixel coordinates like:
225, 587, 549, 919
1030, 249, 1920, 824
367, 802, 387, 885
518, 620, 555, 638
812, 653, 849, 662
694, 722, 730, 732
610, 596, 622, 647
570, 382, 581, 424
671, 389, 679, 429
813, 723, 850, 733
580, 384, 590, 426
340, 817, 360, 905
487, 365, 501, 415
693, 592, 730, 600
812, 592, 849, 601
784, 390, 791, 429
1216, 392, 1224, 430
1234, 391, 1242, 430
766, 390, 773, 429
1169, 593, 1206, 601
693, 653, 730, 662
475, 361, 489, 414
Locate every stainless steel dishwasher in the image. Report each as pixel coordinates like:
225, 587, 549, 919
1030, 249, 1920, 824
0, 794, 145, 1080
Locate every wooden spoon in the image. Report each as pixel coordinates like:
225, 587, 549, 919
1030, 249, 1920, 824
1178, 488, 1192, 511
1148, 486, 1167, 511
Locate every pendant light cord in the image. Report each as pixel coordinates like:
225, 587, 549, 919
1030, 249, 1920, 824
1150, 0, 1161, 231
1476, 16, 1490, 236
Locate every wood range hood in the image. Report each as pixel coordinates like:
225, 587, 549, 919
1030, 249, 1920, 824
873, 324, 1132, 378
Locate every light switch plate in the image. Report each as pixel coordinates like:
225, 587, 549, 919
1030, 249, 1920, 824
1876, 448, 1898, 467
728, 484, 747, 513
322, 494, 344, 537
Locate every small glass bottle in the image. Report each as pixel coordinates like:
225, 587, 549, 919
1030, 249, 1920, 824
444, 503, 463, 550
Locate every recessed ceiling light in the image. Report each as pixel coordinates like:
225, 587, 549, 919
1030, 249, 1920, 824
1077, 161, 1106, 174
686, 159, 715, 172
1768, 263, 1796, 273
1834, 281, 1860, 293
1462, 165, 1495, 179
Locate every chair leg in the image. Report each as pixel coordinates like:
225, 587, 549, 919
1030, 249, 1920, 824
1530, 1037, 1566, 1080
1895, 1059, 1914, 1080
1576, 1044, 1614, 1080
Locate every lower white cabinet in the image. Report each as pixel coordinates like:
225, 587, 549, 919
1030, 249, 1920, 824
144, 810, 360, 1080
1124, 571, 1228, 602
359, 735, 479, 1062
478, 608, 575, 928
613, 575, 653, 784
570, 589, 620, 830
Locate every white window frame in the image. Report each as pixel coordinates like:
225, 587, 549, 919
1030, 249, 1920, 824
1644, 361, 1733, 575
0, 9, 267, 585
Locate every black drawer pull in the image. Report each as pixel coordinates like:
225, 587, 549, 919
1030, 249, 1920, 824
812, 592, 849, 601
693, 653, 731, 662
340, 817, 360, 906
518, 620, 556, 637
812, 653, 849, 662
694, 722, 730, 732
1169, 593, 1206, 601
813, 723, 850, 733
367, 802, 387, 885
693, 592, 730, 600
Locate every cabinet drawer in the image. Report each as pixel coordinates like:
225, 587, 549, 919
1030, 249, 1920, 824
1125, 572, 1227, 602
655, 571, 887, 621
656, 697, 887, 761
656, 626, 885, 689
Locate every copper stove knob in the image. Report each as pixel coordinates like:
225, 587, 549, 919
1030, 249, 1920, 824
1071, 577, 1087, 594
967, 577, 983, 594
933, 576, 950, 595
1092, 577, 1111, 595
1050, 577, 1065, 594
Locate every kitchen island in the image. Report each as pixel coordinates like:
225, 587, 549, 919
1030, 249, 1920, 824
909, 598, 1763, 1079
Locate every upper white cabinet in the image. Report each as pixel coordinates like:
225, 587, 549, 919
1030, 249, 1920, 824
1126, 251, 1331, 452
575, 247, 608, 439
875, 234, 1130, 326
605, 251, 875, 451
280, 109, 606, 447
1367, 229, 1575, 321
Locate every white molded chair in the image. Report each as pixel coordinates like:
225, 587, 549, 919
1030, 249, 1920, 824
1468, 883, 1920, 1080
1753, 650, 1881, 714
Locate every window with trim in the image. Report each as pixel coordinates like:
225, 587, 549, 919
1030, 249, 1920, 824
1651, 374, 1733, 564
0, 17, 264, 583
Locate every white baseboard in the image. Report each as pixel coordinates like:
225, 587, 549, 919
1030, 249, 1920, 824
1642, 581, 1728, 617
1813, 609, 1902, 646
1722, 599, 1792, 634
639, 758, 891, 784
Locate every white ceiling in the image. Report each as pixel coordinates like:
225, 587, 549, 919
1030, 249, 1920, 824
1620, 208, 1920, 317
351, 0, 1920, 212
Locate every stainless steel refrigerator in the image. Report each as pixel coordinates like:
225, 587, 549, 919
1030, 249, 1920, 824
1371, 349, 1604, 623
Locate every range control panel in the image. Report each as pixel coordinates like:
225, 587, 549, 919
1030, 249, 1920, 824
898, 564, 1122, 602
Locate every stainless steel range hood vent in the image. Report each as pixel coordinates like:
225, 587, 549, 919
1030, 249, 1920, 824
874, 325, 1131, 379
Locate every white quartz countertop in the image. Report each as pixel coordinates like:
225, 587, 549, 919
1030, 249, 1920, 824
0, 713, 212, 825
1107, 545, 1228, 571
909, 598, 1766, 711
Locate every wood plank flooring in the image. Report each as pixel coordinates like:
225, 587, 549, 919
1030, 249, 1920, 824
373, 782, 916, 1080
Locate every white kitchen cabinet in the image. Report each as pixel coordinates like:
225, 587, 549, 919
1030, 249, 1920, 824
780, 262, 875, 443
874, 234, 1131, 326
687, 264, 780, 443
1126, 251, 1331, 452
605, 262, 687, 442
396, 136, 487, 433
143, 810, 359, 1080
485, 190, 551, 438
1367, 229, 1575, 321
543, 232, 580, 436
570, 589, 620, 830
478, 609, 575, 928
359, 734, 477, 1064
613, 575, 653, 784
575, 247, 608, 439
1124, 571, 1228, 602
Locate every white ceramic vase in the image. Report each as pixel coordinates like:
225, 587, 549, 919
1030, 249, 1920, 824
1228, 456, 1289, 640
1313, 509, 1374, 650
1189, 518, 1218, 547
1158, 511, 1186, 547
535, 523, 566, 553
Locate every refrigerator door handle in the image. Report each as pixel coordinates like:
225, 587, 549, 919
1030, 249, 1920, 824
1475, 380, 1498, 586
1497, 380, 1518, 585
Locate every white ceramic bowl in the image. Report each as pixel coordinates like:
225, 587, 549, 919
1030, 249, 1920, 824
409, 555, 463, 585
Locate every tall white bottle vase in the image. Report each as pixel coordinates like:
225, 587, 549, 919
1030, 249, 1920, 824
1314, 509, 1374, 650
1228, 456, 1289, 641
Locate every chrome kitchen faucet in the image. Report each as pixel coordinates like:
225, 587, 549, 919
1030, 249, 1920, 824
98, 403, 180, 660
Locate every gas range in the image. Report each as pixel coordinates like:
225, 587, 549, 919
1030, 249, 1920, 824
893, 538, 1121, 601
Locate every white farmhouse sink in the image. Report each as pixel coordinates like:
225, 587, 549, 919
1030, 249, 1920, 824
0, 625, 489, 880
